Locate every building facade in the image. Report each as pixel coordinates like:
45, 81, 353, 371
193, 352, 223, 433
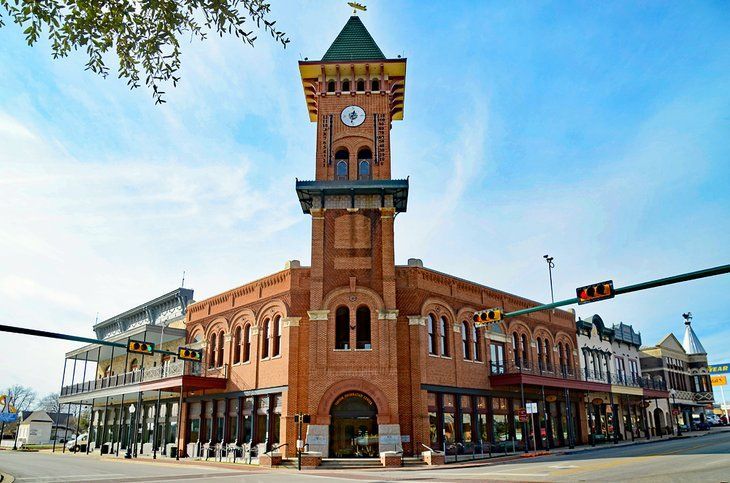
576, 315, 669, 443
640, 315, 714, 430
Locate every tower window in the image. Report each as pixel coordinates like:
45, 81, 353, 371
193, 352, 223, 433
358, 148, 372, 180
327, 79, 335, 93
335, 149, 349, 180
371, 79, 380, 91
356, 306, 371, 349
356, 78, 365, 91
335, 306, 350, 349
341, 79, 350, 92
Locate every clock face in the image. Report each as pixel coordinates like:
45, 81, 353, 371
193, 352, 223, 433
340, 105, 366, 127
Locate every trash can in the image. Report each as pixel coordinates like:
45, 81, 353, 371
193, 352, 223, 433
169, 446, 178, 459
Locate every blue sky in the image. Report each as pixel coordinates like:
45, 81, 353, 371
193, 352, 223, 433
1, 1, 728, 400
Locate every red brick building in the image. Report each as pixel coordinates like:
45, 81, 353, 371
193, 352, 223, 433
181, 16, 591, 459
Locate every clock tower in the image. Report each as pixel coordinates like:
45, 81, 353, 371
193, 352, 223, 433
296, 15, 407, 311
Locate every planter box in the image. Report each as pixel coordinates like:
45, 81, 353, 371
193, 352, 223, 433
300, 452, 322, 468
380, 451, 402, 467
422, 450, 445, 465
259, 452, 282, 467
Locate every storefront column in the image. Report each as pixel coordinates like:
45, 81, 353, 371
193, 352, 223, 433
134, 391, 143, 457
541, 386, 550, 450
116, 394, 126, 456
101, 396, 110, 451
176, 391, 183, 460
520, 383, 528, 453
564, 388, 574, 448
52, 357, 68, 453
152, 389, 162, 459
608, 391, 618, 444
626, 395, 634, 441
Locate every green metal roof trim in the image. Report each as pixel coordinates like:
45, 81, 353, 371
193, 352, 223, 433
322, 16, 386, 61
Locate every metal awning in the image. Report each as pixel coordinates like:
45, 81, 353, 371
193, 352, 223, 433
64, 325, 186, 361
295, 178, 409, 213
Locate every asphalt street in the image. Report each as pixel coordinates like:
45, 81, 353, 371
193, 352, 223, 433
0, 429, 728, 482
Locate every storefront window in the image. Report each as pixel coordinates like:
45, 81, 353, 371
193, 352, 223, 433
254, 396, 269, 445
242, 397, 253, 443
428, 393, 438, 447
443, 394, 456, 444
461, 395, 473, 444
493, 397, 509, 446
189, 419, 200, 443
513, 399, 525, 449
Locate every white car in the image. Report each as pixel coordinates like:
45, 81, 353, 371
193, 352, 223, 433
65, 433, 88, 452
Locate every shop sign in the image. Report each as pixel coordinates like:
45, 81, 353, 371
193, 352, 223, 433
333, 392, 375, 407
672, 409, 680, 416
379, 435, 400, 445
526, 402, 538, 414
592, 398, 604, 405
709, 363, 730, 375
517, 408, 528, 422
546, 395, 557, 403
711, 375, 727, 386
401, 435, 410, 443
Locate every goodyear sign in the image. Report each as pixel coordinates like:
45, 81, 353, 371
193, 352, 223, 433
709, 363, 730, 375
711, 375, 727, 386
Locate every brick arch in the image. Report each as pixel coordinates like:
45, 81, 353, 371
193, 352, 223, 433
532, 326, 554, 345
255, 299, 289, 328
315, 378, 393, 425
421, 297, 456, 324
455, 306, 478, 324
322, 286, 385, 313
188, 326, 205, 345
506, 319, 533, 339
204, 317, 229, 339
230, 308, 256, 331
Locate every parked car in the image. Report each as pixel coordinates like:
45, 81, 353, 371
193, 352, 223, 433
692, 421, 711, 431
65, 433, 88, 452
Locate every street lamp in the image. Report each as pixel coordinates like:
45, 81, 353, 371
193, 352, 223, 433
543, 255, 555, 304
125, 404, 136, 459
670, 389, 682, 436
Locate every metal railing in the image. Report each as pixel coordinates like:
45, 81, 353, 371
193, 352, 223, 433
61, 361, 227, 396
491, 362, 667, 391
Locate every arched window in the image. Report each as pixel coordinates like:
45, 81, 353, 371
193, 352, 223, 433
261, 319, 270, 359
521, 334, 528, 365
427, 314, 437, 355
356, 78, 365, 91
129, 358, 138, 372
513, 332, 520, 365
335, 149, 349, 180
272, 316, 281, 357
243, 324, 251, 362
371, 79, 380, 91
356, 306, 371, 349
341, 79, 350, 91
217, 331, 224, 367
537, 337, 544, 369
558, 342, 565, 370
209, 333, 217, 368
473, 325, 481, 361
565, 344, 572, 370
233, 326, 242, 364
462, 321, 471, 360
440, 316, 450, 357
357, 148, 372, 180
335, 306, 350, 349
327, 79, 335, 92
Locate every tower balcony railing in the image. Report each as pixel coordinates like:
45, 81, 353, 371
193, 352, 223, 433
694, 391, 714, 403
60, 361, 227, 397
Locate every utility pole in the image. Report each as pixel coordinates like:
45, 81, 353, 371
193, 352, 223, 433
543, 255, 555, 304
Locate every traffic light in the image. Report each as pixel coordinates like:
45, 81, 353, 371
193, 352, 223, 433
127, 339, 155, 355
177, 347, 203, 362
576, 280, 615, 305
472, 308, 502, 327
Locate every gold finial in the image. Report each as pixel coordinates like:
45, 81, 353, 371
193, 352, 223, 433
348, 2, 367, 14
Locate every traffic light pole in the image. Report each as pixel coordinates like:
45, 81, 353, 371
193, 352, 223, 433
0, 324, 177, 357
502, 264, 730, 319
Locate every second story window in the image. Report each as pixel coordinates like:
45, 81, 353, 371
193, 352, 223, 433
209, 333, 217, 368
462, 321, 471, 360
428, 314, 437, 355
335, 306, 350, 349
233, 326, 241, 364
490, 342, 504, 374
272, 316, 282, 357
440, 316, 450, 357
262, 319, 270, 359
243, 324, 251, 362
356, 306, 371, 349
473, 325, 481, 361
216, 331, 224, 367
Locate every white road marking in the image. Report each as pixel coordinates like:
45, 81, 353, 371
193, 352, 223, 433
549, 464, 578, 469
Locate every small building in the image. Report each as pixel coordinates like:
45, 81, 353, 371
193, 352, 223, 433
17, 411, 58, 445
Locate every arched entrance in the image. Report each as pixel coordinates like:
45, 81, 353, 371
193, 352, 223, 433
329, 392, 378, 457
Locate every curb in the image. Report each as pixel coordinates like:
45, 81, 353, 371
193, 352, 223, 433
558, 431, 712, 457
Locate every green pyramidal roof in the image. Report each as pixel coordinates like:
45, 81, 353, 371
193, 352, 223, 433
322, 16, 386, 62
